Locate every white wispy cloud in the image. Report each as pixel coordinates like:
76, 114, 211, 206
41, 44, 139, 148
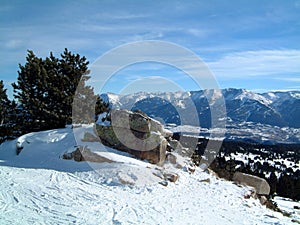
274, 77, 300, 82
187, 28, 213, 38
208, 49, 300, 78
96, 12, 150, 20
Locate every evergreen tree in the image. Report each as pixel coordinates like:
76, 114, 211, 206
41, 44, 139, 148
268, 171, 277, 195
55, 49, 90, 125
95, 95, 109, 119
295, 177, 300, 200
9, 100, 23, 138
12, 49, 108, 133
0, 80, 10, 125
12, 51, 48, 132
278, 173, 295, 199
0, 80, 14, 142
72, 75, 102, 124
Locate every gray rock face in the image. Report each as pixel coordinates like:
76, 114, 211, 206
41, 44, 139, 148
62, 146, 113, 163
111, 109, 151, 133
110, 109, 172, 136
233, 172, 270, 195
96, 109, 171, 165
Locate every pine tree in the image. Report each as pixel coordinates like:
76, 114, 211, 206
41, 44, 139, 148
8, 100, 23, 138
269, 171, 277, 195
0, 80, 12, 142
72, 74, 109, 124
295, 177, 300, 201
278, 173, 295, 199
72, 75, 97, 124
12, 51, 48, 132
61, 49, 89, 122
0, 80, 10, 125
12, 49, 108, 133
95, 95, 109, 119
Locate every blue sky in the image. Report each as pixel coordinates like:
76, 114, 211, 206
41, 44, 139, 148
1, 0, 300, 97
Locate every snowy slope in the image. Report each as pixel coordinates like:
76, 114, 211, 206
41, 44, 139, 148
263, 91, 300, 128
0, 127, 296, 224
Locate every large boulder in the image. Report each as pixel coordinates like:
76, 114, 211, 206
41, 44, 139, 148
142, 133, 167, 165
96, 126, 145, 149
110, 109, 173, 137
111, 109, 151, 133
233, 172, 270, 195
62, 146, 113, 163
96, 109, 171, 165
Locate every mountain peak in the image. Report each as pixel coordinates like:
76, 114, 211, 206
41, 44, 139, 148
100, 88, 300, 142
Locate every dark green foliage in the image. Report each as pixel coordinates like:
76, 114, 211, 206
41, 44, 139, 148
95, 96, 109, 116
0, 80, 13, 143
268, 172, 278, 195
0, 80, 10, 125
296, 177, 300, 200
277, 173, 296, 199
12, 51, 49, 132
72, 75, 108, 124
12, 49, 108, 134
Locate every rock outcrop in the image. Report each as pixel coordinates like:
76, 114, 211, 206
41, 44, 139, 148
62, 146, 113, 163
96, 109, 172, 165
233, 172, 270, 195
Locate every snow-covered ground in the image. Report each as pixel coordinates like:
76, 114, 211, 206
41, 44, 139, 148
274, 197, 300, 222
166, 123, 300, 144
0, 127, 297, 224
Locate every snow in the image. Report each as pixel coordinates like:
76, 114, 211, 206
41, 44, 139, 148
167, 121, 300, 144
236, 89, 272, 105
199, 89, 223, 105
273, 197, 300, 222
263, 90, 300, 109
228, 151, 298, 174
106, 92, 121, 106
96, 112, 110, 126
291, 92, 300, 99
0, 127, 296, 224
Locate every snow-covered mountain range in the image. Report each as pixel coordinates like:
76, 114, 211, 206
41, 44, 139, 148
101, 89, 300, 144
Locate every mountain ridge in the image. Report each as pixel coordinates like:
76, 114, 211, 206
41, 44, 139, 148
101, 88, 300, 128
100, 88, 300, 144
